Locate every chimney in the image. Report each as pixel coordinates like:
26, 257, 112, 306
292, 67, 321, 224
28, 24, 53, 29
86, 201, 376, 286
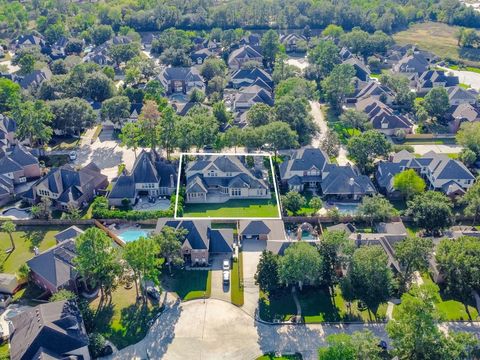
349, 177, 355, 186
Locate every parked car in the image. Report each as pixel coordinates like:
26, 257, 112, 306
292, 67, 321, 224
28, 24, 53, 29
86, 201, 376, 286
222, 259, 230, 271
146, 285, 161, 301
69, 151, 77, 161
223, 270, 230, 284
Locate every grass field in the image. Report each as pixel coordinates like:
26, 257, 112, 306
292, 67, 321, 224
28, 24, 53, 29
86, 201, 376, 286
231, 252, 244, 306
257, 354, 302, 360
0, 227, 59, 275
182, 198, 280, 218
259, 286, 387, 323
393, 22, 480, 66
90, 285, 161, 349
162, 268, 211, 301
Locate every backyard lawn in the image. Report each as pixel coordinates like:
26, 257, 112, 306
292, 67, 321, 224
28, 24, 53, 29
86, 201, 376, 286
257, 354, 302, 360
182, 198, 280, 218
259, 286, 387, 323
321, 106, 361, 144
162, 268, 211, 301
393, 22, 480, 67
231, 252, 244, 306
0, 227, 59, 275
90, 285, 161, 349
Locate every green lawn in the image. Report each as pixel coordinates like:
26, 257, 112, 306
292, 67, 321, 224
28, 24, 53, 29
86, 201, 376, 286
90, 285, 161, 349
162, 268, 211, 301
393, 21, 480, 67
231, 252, 244, 306
259, 286, 387, 323
48, 136, 80, 151
392, 274, 478, 321
0, 342, 9, 360
257, 354, 302, 360
0, 227, 59, 275
286, 190, 318, 216
183, 198, 280, 218
450, 65, 480, 73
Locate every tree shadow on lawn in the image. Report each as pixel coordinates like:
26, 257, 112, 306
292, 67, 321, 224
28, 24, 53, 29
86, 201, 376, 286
161, 269, 210, 300
22, 230, 47, 251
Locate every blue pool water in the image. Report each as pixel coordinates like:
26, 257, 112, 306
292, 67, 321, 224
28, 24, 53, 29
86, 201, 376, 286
334, 203, 359, 215
118, 229, 152, 243
1, 208, 31, 219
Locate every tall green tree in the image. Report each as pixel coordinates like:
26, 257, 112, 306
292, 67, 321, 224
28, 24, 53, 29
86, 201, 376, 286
281, 191, 306, 215
278, 241, 322, 290
254, 250, 280, 294
321, 64, 355, 111
318, 330, 382, 360
436, 236, 480, 319
200, 58, 226, 83
119, 122, 141, 158
49, 97, 96, 136
394, 236, 433, 293
246, 103, 271, 127
100, 96, 131, 128
457, 122, 480, 156
123, 236, 161, 304
339, 109, 370, 131
75, 228, 123, 301
347, 130, 391, 173
13, 100, 53, 146
423, 87, 450, 120
406, 191, 453, 235
0, 78, 21, 112
260, 29, 281, 67
462, 179, 480, 224
153, 226, 187, 273
357, 194, 396, 227
307, 40, 340, 80
262, 121, 298, 158
1, 221, 16, 251
393, 169, 426, 200
343, 246, 393, 319
387, 283, 479, 360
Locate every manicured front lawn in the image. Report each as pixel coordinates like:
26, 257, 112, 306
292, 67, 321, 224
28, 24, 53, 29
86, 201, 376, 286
259, 286, 387, 323
231, 252, 244, 306
162, 268, 211, 301
0, 342, 9, 359
90, 286, 161, 349
182, 198, 280, 218
392, 274, 479, 321
0, 227, 59, 275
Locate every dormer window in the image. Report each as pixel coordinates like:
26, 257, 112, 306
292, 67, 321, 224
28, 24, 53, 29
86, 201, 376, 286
208, 170, 216, 177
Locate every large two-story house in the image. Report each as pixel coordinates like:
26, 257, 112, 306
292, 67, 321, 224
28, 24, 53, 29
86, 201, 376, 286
0, 145, 41, 185
24, 162, 108, 211
229, 67, 273, 90
185, 155, 270, 203
413, 70, 459, 96
155, 219, 234, 266
228, 45, 263, 70
279, 147, 376, 200
108, 150, 177, 206
159, 67, 205, 95
376, 150, 475, 198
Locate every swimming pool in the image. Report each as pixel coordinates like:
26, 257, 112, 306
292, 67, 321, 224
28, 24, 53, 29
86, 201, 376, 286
1, 208, 31, 219
334, 203, 359, 215
117, 229, 153, 243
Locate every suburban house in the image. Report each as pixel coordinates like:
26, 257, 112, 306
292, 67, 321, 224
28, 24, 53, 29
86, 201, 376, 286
413, 70, 459, 95
321, 165, 376, 200
226, 84, 274, 112
83, 43, 112, 65
185, 155, 271, 203
11, 34, 45, 49
393, 52, 430, 73
448, 102, 480, 132
447, 86, 478, 106
27, 238, 79, 294
343, 57, 371, 82
239, 33, 261, 47
352, 81, 395, 106
279, 147, 329, 191
376, 150, 475, 197
190, 48, 214, 64
9, 300, 90, 360
0, 145, 41, 185
23, 162, 108, 211
279, 33, 307, 52
0, 175, 14, 206
339, 47, 353, 61
0, 114, 16, 151
228, 45, 263, 69
348, 221, 408, 273
108, 150, 177, 207
356, 98, 413, 135
159, 67, 205, 95
238, 219, 287, 241
18, 67, 52, 90
155, 219, 234, 266
229, 67, 273, 90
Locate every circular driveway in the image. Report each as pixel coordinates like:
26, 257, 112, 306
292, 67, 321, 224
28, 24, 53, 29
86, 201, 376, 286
104, 298, 389, 360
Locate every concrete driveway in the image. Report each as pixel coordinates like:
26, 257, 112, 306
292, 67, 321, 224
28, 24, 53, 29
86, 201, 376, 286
241, 240, 266, 317
210, 255, 231, 302
411, 144, 463, 155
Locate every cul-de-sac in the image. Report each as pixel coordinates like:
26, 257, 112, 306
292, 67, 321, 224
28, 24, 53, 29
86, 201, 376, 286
2, 1, 480, 359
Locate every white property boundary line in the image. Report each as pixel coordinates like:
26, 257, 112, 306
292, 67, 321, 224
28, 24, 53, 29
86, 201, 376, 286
174, 152, 282, 220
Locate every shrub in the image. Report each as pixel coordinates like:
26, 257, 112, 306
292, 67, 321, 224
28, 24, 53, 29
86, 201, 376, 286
91, 196, 174, 220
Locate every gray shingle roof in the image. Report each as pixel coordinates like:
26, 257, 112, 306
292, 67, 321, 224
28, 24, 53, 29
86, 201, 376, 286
322, 166, 376, 195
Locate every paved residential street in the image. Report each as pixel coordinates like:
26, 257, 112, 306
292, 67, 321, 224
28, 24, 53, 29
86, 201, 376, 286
439, 66, 480, 90
104, 298, 480, 360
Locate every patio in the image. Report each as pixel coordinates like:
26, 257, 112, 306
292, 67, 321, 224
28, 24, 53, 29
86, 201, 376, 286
133, 196, 171, 211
